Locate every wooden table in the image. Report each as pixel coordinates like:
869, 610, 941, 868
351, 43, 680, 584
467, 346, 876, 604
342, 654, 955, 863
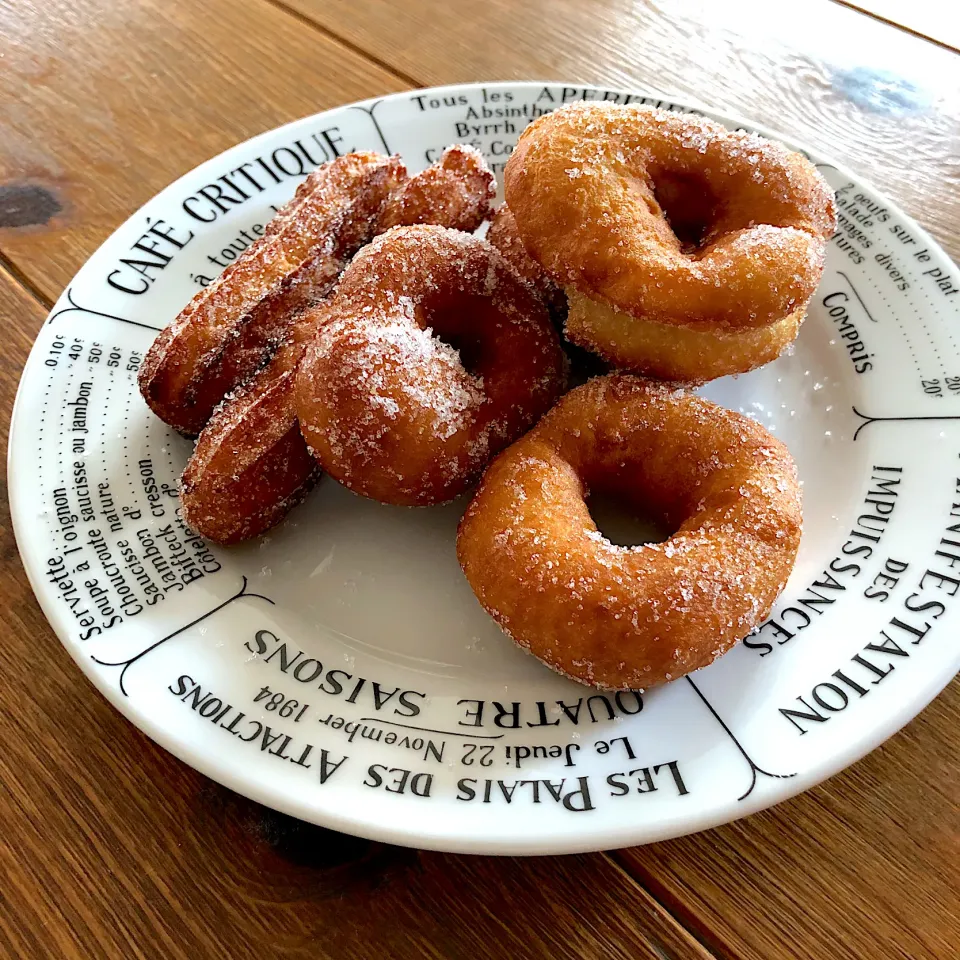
2, 1, 958, 957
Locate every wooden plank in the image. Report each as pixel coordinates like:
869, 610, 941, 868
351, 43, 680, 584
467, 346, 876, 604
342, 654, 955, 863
615, 680, 960, 960
0, 262, 715, 955
0, 0, 410, 303
288, 0, 960, 264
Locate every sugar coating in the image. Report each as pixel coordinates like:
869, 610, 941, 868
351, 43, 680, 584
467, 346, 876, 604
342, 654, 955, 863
487, 203, 568, 323
296, 224, 567, 505
379, 144, 496, 232
140, 152, 409, 434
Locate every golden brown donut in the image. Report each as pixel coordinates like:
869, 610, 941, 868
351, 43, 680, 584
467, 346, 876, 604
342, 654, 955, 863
456, 374, 802, 690
296, 225, 567, 506
180, 153, 500, 544
504, 102, 836, 380
139, 152, 406, 435
565, 291, 803, 383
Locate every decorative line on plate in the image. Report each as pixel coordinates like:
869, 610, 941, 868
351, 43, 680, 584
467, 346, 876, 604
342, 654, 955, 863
836, 271, 878, 324
359, 717, 505, 740
852, 406, 960, 441
47, 287, 162, 332
349, 100, 391, 154
685, 676, 796, 802
91, 577, 274, 696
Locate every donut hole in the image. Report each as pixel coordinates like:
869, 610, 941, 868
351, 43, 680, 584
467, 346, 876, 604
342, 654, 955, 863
650, 169, 723, 254
585, 484, 673, 548
420, 294, 503, 378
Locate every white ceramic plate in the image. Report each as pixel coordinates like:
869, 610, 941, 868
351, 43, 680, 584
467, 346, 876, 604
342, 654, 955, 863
10, 83, 960, 854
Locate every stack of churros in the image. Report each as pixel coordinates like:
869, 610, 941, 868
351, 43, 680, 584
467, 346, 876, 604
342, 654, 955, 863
140, 146, 496, 543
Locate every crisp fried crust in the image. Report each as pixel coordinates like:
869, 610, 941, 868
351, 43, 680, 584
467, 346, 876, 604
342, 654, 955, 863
180, 311, 322, 544
503, 102, 836, 380
486, 203, 567, 323
179, 150, 501, 542
379, 145, 495, 233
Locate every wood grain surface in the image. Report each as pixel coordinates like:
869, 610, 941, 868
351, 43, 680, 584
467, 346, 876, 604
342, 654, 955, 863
0, 0, 406, 303
620, 681, 960, 960
1, 0, 958, 958
833, 0, 960, 51
292, 0, 960, 264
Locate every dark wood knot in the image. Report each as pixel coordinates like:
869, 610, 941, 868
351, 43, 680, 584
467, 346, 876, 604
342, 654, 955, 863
0, 183, 62, 228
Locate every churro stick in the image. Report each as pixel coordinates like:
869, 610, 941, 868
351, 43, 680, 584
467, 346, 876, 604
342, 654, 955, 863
379, 144, 494, 232
139, 152, 407, 435
180, 310, 321, 545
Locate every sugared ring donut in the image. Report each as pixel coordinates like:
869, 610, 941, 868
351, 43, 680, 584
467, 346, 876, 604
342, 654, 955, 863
504, 102, 836, 381
295, 225, 567, 505
456, 375, 802, 690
